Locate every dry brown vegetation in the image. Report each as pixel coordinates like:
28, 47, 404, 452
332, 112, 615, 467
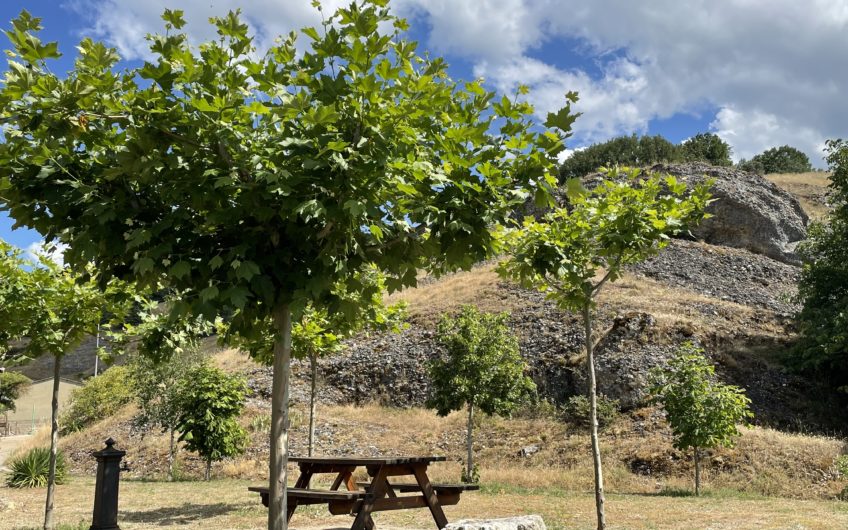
766, 172, 832, 219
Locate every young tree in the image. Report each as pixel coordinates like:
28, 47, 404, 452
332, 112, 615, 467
126, 302, 210, 480
225, 270, 406, 457
793, 139, 848, 386
499, 168, 711, 530
649, 343, 753, 495
0, 371, 31, 413
0, 5, 573, 528
0, 241, 132, 530
681, 133, 733, 166
175, 364, 249, 480
427, 305, 534, 483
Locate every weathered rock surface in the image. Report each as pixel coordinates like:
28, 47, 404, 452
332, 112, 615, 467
646, 162, 809, 264
630, 239, 800, 314
445, 515, 546, 530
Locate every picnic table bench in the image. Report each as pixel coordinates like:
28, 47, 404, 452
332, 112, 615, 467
249, 456, 479, 530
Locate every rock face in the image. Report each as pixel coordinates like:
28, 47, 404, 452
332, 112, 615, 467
445, 515, 546, 530
645, 162, 809, 264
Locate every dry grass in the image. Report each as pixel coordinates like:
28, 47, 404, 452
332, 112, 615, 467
766, 172, 832, 219
385, 264, 520, 326
3, 475, 848, 530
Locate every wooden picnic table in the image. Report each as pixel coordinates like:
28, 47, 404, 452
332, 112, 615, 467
249, 456, 478, 530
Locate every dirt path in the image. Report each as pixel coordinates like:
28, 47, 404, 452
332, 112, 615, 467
0, 435, 30, 470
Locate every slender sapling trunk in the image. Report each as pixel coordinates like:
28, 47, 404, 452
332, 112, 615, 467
466, 401, 474, 482
583, 303, 606, 530
168, 428, 176, 481
205, 459, 212, 481
269, 304, 292, 530
43, 356, 61, 530
694, 446, 700, 496
308, 351, 317, 457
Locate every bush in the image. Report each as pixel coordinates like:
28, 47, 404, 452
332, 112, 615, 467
5, 447, 67, 488
740, 145, 812, 174
563, 394, 620, 428
60, 366, 134, 434
560, 134, 683, 179
0, 371, 31, 413
680, 133, 733, 167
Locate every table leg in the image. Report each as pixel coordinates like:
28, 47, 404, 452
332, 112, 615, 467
350, 465, 390, 530
412, 464, 449, 529
287, 465, 314, 522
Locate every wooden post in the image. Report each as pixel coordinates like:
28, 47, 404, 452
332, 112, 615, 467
90, 438, 126, 530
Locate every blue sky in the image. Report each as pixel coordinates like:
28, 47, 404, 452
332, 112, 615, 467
2, 0, 846, 251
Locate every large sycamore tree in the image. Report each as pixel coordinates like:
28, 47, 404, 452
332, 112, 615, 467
0, 3, 574, 529
499, 168, 711, 530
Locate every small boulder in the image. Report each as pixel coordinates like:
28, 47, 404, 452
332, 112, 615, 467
445, 515, 547, 530
518, 445, 541, 458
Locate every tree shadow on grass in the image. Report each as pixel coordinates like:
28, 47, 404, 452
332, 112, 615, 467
122, 502, 239, 526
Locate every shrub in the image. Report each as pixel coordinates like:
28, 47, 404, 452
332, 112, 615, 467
740, 145, 813, 174
0, 371, 31, 413
60, 366, 134, 434
560, 134, 682, 179
563, 394, 620, 428
6, 447, 67, 488
680, 133, 733, 166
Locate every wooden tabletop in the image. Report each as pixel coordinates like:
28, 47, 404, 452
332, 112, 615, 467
289, 456, 447, 465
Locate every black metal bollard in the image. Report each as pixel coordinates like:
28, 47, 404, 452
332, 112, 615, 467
90, 437, 126, 530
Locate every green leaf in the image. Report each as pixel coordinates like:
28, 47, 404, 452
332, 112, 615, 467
200, 285, 219, 302
170, 261, 192, 279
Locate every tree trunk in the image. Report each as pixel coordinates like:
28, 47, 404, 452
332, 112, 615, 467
205, 459, 212, 481
694, 446, 700, 496
583, 303, 606, 530
43, 356, 61, 530
308, 351, 317, 457
269, 304, 292, 530
465, 402, 474, 482
168, 428, 176, 482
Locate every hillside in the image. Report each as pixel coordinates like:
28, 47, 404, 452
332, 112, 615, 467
15, 166, 848, 505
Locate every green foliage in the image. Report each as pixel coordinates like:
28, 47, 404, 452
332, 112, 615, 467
738, 145, 812, 175
793, 139, 848, 386
560, 134, 683, 179
563, 394, 620, 429
649, 343, 753, 453
0, 3, 573, 338
427, 305, 535, 417
680, 133, 733, 167
224, 269, 407, 364
60, 366, 134, 434
5, 447, 67, 488
0, 241, 134, 366
500, 167, 712, 312
175, 365, 249, 469
461, 464, 480, 484
0, 371, 31, 412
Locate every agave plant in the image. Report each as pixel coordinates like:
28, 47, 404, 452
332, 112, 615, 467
5, 447, 67, 488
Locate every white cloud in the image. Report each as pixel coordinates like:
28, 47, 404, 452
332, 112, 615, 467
25, 241, 67, 267
75, 0, 847, 167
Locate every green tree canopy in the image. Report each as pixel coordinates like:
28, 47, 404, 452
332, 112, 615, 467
649, 343, 753, 495
0, 4, 574, 527
793, 139, 848, 387
559, 134, 682, 179
499, 167, 711, 530
175, 364, 249, 480
0, 371, 31, 413
680, 133, 733, 167
427, 305, 534, 482
739, 145, 813, 175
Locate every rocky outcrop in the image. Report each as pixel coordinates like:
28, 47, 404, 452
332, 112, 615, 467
630, 239, 800, 315
445, 516, 546, 530
645, 162, 809, 264
522, 162, 809, 265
